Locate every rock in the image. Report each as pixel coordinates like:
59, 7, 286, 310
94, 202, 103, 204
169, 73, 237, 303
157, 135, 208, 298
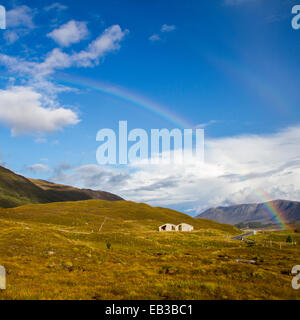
167, 269, 177, 275
235, 258, 257, 265
164, 267, 178, 275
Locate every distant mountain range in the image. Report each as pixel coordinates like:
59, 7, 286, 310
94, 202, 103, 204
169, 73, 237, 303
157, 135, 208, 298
0, 165, 123, 208
197, 200, 300, 226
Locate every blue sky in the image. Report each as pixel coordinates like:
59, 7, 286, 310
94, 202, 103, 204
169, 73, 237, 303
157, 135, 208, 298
0, 0, 300, 214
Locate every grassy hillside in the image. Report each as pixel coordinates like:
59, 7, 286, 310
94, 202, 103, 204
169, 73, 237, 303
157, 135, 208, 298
0, 166, 52, 208
0, 200, 299, 300
0, 199, 239, 234
30, 179, 123, 203
0, 165, 123, 208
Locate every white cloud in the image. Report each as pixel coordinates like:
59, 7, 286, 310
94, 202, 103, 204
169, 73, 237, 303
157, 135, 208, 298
3, 5, 35, 44
6, 5, 35, 28
52, 164, 129, 192
44, 3, 68, 12
149, 24, 176, 42
0, 24, 128, 76
72, 24, 129, 67
51, 125, 300, 215
161, 24, 176, 32
0, 24, 127, 136
3, 31, 19, 44
35, 137, 48, 144
149, 34, 161, 42
27, 163, 50, 173
0, 86, 79, 136
195, 120, 218, 129
47, 20, 89, 47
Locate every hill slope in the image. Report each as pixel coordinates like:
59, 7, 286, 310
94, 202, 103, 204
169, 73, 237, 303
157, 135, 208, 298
0, 199, 239, 234
0, 166, 53, 208
30, 179, 123, 203
197, 200, 300, 225
0, 165, 123, 208
0, 200, 299, 300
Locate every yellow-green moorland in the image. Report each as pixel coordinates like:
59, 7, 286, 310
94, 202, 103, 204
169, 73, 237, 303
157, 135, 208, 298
0, 200, 299, 300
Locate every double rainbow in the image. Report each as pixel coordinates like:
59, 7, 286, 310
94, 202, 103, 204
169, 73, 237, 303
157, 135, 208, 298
57, 75, 290, 230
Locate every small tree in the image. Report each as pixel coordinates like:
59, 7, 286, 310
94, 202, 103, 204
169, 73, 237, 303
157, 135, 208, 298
106, 241, 112, 250
286, 235, 293, 243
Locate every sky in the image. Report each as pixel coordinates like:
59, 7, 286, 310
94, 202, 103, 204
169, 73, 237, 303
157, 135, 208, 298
0, 0, 300, 215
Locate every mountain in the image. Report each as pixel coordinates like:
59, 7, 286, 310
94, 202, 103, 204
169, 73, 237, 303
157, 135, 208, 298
197, 200, 300, 226
0, 165, 123, 208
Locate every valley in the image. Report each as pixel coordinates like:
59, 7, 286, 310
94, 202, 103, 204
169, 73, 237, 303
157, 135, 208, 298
0, 200, 299, 300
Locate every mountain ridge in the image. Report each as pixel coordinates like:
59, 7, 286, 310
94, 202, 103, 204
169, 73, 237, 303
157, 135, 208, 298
0, 165, 123, 208
197, 199, 300, 226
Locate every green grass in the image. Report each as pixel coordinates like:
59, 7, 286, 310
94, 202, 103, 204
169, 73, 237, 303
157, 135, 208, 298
0, 200, 299, 300
0, 166, 51, 208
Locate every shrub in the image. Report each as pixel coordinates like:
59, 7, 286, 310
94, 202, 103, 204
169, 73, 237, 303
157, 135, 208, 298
286, 235, 293, 243
246, 241, 255, 247
106, 242, 112, 250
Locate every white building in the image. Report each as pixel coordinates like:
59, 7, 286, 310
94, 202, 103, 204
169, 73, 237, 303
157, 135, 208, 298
158, 224, 177, 232
176, 223, 194, 232
158, 223, 194, 232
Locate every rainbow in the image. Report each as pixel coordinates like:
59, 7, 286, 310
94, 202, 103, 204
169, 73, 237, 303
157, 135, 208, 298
234, 170, 291, 230
56, 75, 291, 230
254, 188, 292, 230
206, 55, 289, 115
56, 74, 193, 129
